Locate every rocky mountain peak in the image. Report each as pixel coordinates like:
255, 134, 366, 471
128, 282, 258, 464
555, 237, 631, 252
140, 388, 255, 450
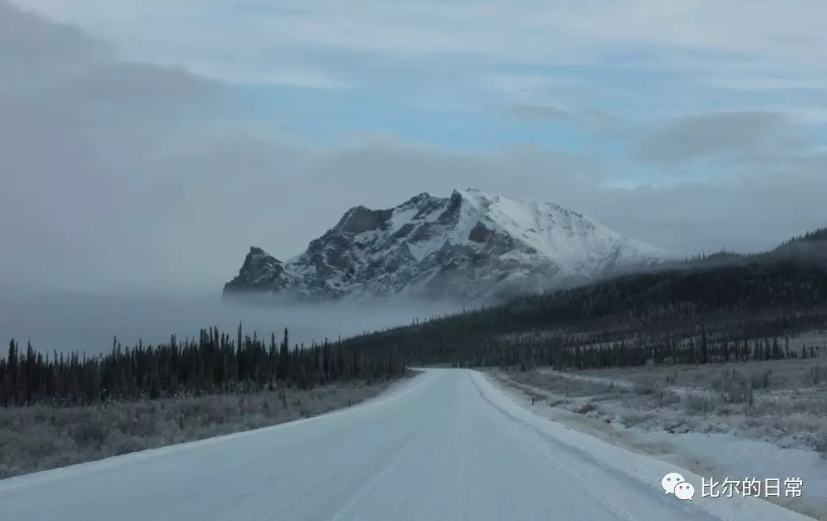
223, 189, 671, 302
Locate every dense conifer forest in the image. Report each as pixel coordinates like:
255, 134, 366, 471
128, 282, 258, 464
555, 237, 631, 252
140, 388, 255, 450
339, 258, 827, 369
0, 326, 406, 407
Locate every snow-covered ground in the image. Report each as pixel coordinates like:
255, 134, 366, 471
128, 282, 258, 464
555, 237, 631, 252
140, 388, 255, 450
490, 364, 827, 520
0, 368, 817, 521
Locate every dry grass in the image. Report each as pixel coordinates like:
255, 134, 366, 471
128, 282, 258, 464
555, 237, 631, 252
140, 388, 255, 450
0, 379, 402, 479
496, 356, 827, 454
575, 354, 827, 391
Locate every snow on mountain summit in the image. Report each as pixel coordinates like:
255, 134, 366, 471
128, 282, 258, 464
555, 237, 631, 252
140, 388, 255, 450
449, 188, 667, 270
223, 189, 670, 302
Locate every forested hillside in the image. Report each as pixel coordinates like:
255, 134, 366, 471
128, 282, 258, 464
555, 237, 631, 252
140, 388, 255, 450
339, 259, 827, 369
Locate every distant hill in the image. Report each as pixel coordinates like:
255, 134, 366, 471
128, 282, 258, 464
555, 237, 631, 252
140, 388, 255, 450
622, 226, 827, 274
767, 227, 827, 263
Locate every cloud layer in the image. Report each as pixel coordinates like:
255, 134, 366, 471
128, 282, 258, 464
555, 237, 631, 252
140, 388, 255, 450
20, 0, 827, 74
1, 1, 826, 294
636, 111, 802, 165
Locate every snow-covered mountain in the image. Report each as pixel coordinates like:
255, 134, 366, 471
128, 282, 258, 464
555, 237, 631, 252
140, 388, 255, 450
223, 189, 671, 302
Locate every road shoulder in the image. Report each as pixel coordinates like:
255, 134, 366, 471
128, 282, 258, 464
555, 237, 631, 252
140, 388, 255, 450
483, 368, 827, 521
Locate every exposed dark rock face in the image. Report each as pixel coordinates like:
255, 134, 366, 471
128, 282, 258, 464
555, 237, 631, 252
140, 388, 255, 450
468, 222, 489, 243
223, 246, 287, 294
223, 189, 670, 303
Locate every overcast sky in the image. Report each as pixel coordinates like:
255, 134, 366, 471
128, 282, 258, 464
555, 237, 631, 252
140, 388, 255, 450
2, 0, 827, 293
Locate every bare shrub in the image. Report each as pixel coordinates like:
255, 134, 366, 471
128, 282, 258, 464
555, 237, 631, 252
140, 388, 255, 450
802, 366, 827, 387
621, 412, 656, 427
576, 401, 598, 414
656, 388, 681, 407
0, 378, 401, 479
633, 380, 660, 395
814, 432, 827, 455
681, 394, 716, 416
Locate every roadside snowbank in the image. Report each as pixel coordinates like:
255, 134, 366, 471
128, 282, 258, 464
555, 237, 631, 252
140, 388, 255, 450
485, 370, 827, 520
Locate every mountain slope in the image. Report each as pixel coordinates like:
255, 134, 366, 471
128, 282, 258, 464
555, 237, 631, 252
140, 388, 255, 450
223, 189, 671, 302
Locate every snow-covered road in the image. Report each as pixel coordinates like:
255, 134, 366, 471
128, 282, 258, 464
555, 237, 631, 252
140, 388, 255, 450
0, 369, 815, 521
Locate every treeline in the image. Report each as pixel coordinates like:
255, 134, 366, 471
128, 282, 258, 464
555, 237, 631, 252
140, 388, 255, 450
492, 328, 823, 372
0, 325, 406, 407
338, 260, 827, 369
668, 227, 827, 268
783, 227, 827, 245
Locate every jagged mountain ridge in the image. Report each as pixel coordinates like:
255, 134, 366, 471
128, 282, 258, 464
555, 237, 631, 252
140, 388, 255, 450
223, 189, 671, 302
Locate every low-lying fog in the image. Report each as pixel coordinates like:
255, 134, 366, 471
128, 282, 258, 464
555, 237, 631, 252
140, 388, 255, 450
0, 291, 470, 356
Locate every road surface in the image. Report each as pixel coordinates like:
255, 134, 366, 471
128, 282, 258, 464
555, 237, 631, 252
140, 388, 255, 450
0, 369, 815, 521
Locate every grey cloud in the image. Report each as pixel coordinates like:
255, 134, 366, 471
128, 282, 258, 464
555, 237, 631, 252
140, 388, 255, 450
509, 104, 576, 122
582, 109, 624, 130
582, 178, 827, 255
2, 1, 826, 295
63, 62, 227, 110
508, 104, 626, 136
0, 1, 103, 63
635, 111, 800, 165
22, 0, 827, 75
0, 1, 108, 92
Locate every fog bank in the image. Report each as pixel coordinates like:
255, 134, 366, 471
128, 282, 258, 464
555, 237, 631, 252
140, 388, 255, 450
0, 291, 467, 356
